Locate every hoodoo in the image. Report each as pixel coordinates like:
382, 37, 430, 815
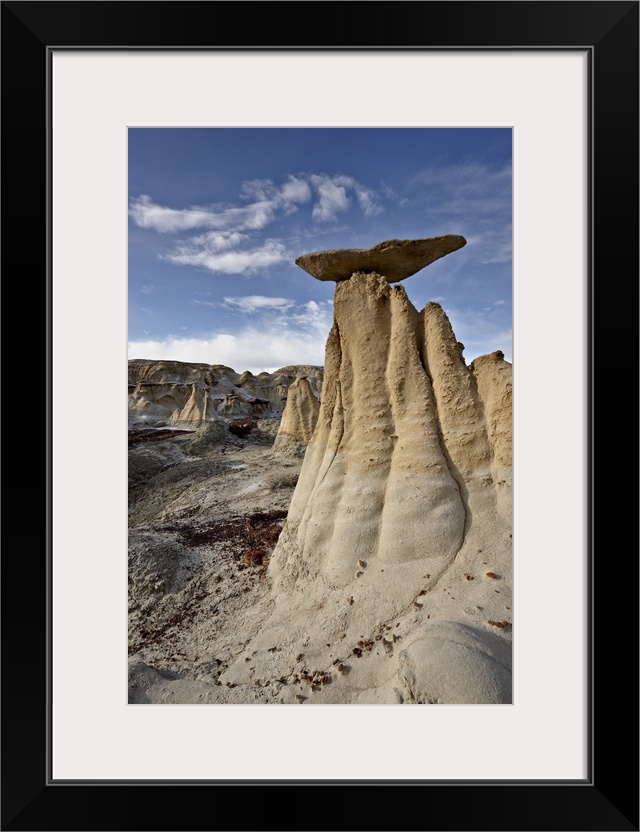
273, 376, 321, 458
259, 234, 512, 704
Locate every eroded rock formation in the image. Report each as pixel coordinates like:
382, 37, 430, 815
256, 236, 513, 704
270, 273, 475, 588
128, 360, 324, 426
273, 376, 320, 458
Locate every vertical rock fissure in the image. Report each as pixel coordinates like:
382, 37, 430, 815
420, 355, 471, 541
371, 282, 398, 561
467, 364, 494, 468
313, 380, 345, 494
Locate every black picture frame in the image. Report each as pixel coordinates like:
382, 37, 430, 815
2, 2, 638, 830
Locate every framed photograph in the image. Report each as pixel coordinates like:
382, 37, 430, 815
3, 2, 637, 830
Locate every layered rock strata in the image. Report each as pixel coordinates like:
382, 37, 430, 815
128, 360, 323, 425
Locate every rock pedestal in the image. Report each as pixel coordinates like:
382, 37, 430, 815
270, 236, 511, 594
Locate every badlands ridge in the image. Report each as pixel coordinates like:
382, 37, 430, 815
128, 236, 512, 704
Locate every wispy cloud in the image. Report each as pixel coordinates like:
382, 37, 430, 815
412, 161, 511, 202
129, 194, 276, 235
280, 175, 312, 208
465, 230, 512, 265
130, 172, 382, 276
128, 299, 334, 373
129, 195, 221, 234
410, 161, 512, 267
309, 174, 381, 221
220, 295, 295, 314
166, 239, 288, 275
310, 174, 351, 220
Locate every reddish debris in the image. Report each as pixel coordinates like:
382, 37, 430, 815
128, 429, 194, 448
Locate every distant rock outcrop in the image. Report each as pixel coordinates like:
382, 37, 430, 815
184, 417, 230, 454
273, 376, 320, 458
128, 360, 324, 426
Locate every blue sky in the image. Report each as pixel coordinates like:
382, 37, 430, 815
128, 128, 512, 372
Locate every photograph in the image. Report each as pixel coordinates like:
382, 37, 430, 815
2, 0, 636, 827
127, 127, 513, 705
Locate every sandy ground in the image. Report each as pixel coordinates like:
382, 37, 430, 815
128, 421, 512, 705
128, 422, 302, 703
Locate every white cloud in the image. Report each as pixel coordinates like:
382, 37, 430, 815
129, 195, 275, 234
129, 299, 334, 372
240, 178, 278, 202
355, 185, 383, 217
129, 195, 219, 234
188, 230, 248, 252
221, 295, 295, 314
166, 240, 288, 274
131, 172, 382, 276
307, 174, 382, 221
128, 330, 329, 374
310, 174, 351, 221
287, 299, 333, 335
131, 172, 379, 237
279, 175, 312, 207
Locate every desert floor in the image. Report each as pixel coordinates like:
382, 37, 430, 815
129, 418, 512, 705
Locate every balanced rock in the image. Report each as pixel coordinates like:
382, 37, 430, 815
269, 273, 467, 589
269, 272, 511, 591
295, 234, 466, 283
256, 269, 513, 703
